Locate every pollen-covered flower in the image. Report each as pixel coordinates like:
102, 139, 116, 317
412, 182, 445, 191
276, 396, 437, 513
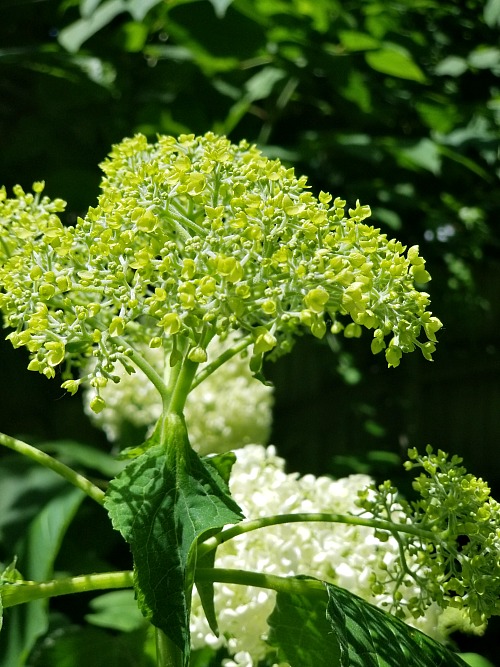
190, 445, 469, 664
0, 134, 441, 403
83, 334, 273, 455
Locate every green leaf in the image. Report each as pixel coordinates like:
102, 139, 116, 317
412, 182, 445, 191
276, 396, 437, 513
0, 486, 84, 667
434, 56, 468, 77
325, 582, 469, 667
366, 48, 427, 82
207, 0, 235, 18
267, 579, 341, 666
195, 452, 238, 636
339, 30, 380, 52
459, 654, 496, 667
40, 440, 125, 478
31, 625, 155, 667
58, 0, 127, 52
484, 0, 500, 27
85, 590, 145, 633
104, 414, 243, 665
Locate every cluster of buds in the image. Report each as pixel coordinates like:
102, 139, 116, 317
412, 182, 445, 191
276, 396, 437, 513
0, 133, 441, 406
357, 447, 500, 627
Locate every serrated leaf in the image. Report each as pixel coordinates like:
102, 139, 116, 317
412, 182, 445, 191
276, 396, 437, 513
104, 414, 243, 666
325, 582, 469, 667
267, 579, 341, 666
0, 486, 84, 666
366, 49, 426, 82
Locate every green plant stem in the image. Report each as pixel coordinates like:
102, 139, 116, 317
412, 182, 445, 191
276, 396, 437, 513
114, 335, 170, 403
197, 512, 435, 559
155, 628, 183, 667
190, 334, 253, 389
168, 357, 199, 415
0, 432, 105, 505
196, 567, 326, 598
1, 571, 134, 607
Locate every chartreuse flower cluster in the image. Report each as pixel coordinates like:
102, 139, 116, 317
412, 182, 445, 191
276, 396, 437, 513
357, 446, 500, 627
0, 133, 441, 407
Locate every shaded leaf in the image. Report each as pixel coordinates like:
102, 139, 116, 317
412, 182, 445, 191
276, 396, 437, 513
484, 0, 500, 27
0, 486, 84, 667
267, 579, 341, 667
325, 582, 469, 667
85, 590, 145, 633
31, 625, 155, 667
366, 49, 427, 82
104, 414, 243, 665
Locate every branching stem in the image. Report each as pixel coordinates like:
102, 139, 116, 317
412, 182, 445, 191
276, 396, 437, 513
0, 432, 105, 505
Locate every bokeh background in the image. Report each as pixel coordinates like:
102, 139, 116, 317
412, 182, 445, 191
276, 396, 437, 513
1, 0, 499, 663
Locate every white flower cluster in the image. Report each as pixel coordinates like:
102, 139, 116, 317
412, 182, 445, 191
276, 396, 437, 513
190, 445, 467, 666
83, 335, 273, 455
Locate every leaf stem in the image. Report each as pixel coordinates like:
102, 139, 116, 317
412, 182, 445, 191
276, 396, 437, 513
190, 334, 253, 390
155, 628, 183, 667
0, 432, 105, 505
196, 567, 326, 598
1, 570, 134, 608
114, 335, 170, 403
197, 512, 435, 559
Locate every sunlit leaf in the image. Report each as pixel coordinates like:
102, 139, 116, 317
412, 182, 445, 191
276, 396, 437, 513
104, 417, 243, 665
366, 48, 427, 82
58, 0, 127, 52
339, 30, 380, 52
325, 582, 469, 666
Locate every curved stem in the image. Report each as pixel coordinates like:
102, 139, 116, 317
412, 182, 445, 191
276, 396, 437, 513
0, 432, 105, 505
114, 336, 170, 404
1, 570, 134, 608
196, 567, 325, 598
197, 512, 435, 559
190, 334, 253, 390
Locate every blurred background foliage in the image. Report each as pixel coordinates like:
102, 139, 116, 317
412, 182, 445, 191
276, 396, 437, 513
1, 0, 500, 661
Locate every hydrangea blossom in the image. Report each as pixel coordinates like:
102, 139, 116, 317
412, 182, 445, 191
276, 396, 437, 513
84, 334, 273, 454
0, 133, 441, 407
190, 445, 472, 665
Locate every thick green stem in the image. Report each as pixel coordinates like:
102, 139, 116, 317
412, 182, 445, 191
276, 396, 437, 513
196, 567, 326, 598
197, 512, 435, 559
155, 629, 183, 667
0, 432, 105, 505
1, 571, 134, 608
168, 357, 199, 416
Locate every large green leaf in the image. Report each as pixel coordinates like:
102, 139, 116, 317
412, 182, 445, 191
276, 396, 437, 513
0, 486, 85, 667
325, 582, 469, 667
267, 578, 469, 667
104, 415, 243, 665
267, 580, 341, 666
